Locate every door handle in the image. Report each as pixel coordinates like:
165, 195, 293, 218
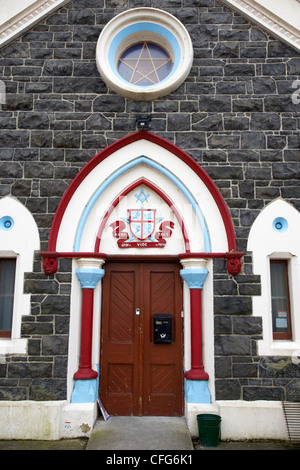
136, 308, 140, 316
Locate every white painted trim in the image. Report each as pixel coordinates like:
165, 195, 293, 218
0, 0, 72, 47
187, 400, 288, 440
220, 0, 300, 51
217, 400, 288, 441
257, 0, 300, 32
0, 196, 40, 355
56, 139, 228, 255
0, 400, 97, 440
247, 199, 300, 357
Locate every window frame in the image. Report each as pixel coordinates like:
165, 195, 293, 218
0, 256, 17, 338
270, 259, 292, 341
247, 199, 300, 357
0, 196, 40, 355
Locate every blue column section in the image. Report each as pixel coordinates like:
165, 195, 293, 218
185, 378, 211, 404
75, 267, 105, 289
71, 367, 100, 404
180, 268, 211, 404
71, 378, 98, 404
71, 268, 104, 404
180, 268, 208, 289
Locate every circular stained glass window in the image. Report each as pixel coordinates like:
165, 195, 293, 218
96, 8, 193, 100
118, 42, 173, 87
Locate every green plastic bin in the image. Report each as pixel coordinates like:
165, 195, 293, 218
197, 413, 221, 447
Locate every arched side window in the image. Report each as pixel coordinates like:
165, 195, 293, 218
248, 199, 300, 356
0, 197, 40, 354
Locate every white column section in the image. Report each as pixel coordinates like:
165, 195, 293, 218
67, 258, 105, 402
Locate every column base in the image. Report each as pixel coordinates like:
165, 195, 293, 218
71, 379, 98, 404
185, 378, 211, 404
184, 368, 209, 380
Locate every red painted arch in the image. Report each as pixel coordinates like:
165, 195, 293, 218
94, 178, 191, 253
47, 131, 237, 252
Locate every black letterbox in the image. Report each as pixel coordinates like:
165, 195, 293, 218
153, 314, 172, 344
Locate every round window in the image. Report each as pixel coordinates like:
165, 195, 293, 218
96, 8, 193, 100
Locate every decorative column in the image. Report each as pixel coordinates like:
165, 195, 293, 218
71, 258, 105, 403
180, 258, 210, 404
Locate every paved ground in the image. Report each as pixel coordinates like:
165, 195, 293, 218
0, 438, 295, 451
0, 438, 89, 450
193, 438, 293, 451
0, 438, 294, 451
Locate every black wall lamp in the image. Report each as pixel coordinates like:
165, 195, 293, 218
136, 115, 151, 131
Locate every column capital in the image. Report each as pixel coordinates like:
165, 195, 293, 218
180, 257, 208, 289
180, 268, 208, 289
180, 257, 208, 271
76, 258, 105, 289
76, 257, 106, 270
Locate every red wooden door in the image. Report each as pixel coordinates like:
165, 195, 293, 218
100, 261, 183, 416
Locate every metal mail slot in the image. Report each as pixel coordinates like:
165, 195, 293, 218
153, 313, 172, 344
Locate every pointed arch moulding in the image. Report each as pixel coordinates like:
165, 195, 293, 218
40, 131, 243, 276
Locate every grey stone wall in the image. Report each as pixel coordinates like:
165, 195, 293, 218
0, 256, 72, 400
0, 0, 299, 401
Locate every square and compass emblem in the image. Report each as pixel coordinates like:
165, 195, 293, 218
110, 189, 174, 248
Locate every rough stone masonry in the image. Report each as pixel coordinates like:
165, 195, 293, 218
0, 0, 299, 402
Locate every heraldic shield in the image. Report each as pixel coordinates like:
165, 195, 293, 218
128, 209, 156, 241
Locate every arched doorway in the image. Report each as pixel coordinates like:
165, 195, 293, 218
41, 131, 242, 417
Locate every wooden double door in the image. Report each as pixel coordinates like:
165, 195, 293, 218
100, 261, 183, 416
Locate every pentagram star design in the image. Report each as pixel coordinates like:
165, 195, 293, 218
118, 42, 173, 86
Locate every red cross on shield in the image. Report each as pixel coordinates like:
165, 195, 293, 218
128, 209, 156, 240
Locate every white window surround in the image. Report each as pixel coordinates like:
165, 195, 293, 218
247, 199, 300, 357
0, 197, 40, 355
96, 8, 194, 100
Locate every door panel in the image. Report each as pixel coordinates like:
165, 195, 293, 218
109, 270, 135, 343
100, 265, 139, 415
142, 265, 183, 415
100, 261, 183, 416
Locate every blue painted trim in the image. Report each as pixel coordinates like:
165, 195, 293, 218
76, 268, 105, 289
185, 378, 211, 404
71, 378, 98, 403
180, 268, 208, 289
109, 22, 180, 88
74, 156, 211, 252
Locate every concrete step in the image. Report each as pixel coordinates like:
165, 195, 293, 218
86, 416, 193, 451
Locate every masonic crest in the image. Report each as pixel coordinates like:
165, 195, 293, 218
110, 189, 174, 248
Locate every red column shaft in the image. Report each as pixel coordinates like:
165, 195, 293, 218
74, 288, 98, 380
185, 288, 209, 380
